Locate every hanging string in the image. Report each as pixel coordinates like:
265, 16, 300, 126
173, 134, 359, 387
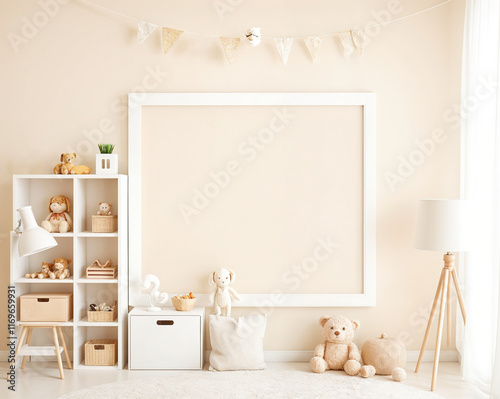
76, 0, 453, 39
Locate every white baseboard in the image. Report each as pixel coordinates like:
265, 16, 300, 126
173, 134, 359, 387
0, 349, 458, 365
205, 350, 459, 363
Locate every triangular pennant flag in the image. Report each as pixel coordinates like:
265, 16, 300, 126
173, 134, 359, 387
137, 20, 158, 44
219, 37, 240, 64
274, 37, 293, 65
350, 30, 365, 54
338, 30, 364, 60
162, 27, 183, 54
304, 36, 321, 64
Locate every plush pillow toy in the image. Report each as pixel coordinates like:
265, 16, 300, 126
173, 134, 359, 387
49, 257, 71, 280
41, 195, 72, 233
310, 315, 362, 376
25, 262, 54, 279
209, 314, 267, 371
208, 268, 240, 317
359, 333, 407, 381
97, 202, 112, 215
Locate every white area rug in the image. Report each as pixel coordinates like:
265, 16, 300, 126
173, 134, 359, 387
58, 369, 444, 399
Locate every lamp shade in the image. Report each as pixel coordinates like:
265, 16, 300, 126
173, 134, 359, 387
17, 206, 58, 257
414, 199, 470, 252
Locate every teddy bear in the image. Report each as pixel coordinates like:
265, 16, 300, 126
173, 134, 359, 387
208, 268, 240, 317
41, 195, 72, 233
97, 202, 112, 215
54, 153, 76, 175
25, 262, 54, 279
54, 153, 91, 175
310, 315, 362, 376
49, 257, 71, 279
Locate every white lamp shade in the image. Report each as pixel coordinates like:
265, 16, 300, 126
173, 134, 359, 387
17, 206, 58, 257
414, 199, 470, 252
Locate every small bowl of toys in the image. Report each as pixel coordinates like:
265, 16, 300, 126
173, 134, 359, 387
172, 292, 196, 311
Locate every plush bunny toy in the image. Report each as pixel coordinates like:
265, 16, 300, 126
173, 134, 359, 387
208, 268, 240, 317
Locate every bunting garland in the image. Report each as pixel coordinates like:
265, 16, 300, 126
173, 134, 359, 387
219, 37, 240, 63
137, 20, 157, 44
274, 37, 294, 65
304, 36, 321, 64
75, 0, 453, 65
162, 27, 183, 54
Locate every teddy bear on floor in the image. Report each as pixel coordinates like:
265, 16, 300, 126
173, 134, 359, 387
41, 195, 72, 233
310, 315, 362, 376
49, 257, 71, 280
97, 202, 112, 215
25, 262, 54, 279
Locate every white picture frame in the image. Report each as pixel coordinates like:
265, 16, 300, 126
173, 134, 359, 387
128, 93, 376, 307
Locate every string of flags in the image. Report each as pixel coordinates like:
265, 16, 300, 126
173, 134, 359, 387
79, 0, 451, 65
137, 21, 365, 65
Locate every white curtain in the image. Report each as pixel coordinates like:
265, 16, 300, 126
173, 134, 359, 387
460, 0, 500, 396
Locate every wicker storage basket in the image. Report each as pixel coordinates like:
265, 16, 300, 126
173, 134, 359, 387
87, 307, 117, 322
85, 339, 117, 366
91, 215, 117, 233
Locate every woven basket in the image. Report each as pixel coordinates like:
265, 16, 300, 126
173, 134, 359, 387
91, 215, 117, 233
88, 308, 117, 322
85, 339, 117, 366
171, 297, 196, 311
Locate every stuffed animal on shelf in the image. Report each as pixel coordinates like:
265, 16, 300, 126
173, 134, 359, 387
53, 153, 76, 175
359, 333, 407, 381
25, 262, 54, 279
53, 152, 91, 175
41, 195, 72, 233
49, 257, 71, 279
310, 315, 362, 376
97, 202, 112, 215
208, 268, 240, 317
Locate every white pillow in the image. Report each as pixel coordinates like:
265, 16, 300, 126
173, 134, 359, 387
209, 314, 267, 371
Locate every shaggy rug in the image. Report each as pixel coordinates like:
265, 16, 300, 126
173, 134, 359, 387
57, 369, 444, 399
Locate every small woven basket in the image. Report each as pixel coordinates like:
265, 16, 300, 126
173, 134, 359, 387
171, 297, 196, 311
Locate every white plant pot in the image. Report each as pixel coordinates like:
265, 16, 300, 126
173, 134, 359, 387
96, 154, 118, 174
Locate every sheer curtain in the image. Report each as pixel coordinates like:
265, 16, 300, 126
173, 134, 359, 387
460, 0, 500, 396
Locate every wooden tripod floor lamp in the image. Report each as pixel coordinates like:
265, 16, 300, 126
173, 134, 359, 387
414, 199, 469, 391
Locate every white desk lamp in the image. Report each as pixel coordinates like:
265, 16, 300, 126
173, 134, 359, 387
16, 206, 58, 257
414, 199, 469, 391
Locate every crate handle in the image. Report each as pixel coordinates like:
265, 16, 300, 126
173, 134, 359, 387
94, 345, 105, 350
37, 298, 49, 302
157, 320, 174, 326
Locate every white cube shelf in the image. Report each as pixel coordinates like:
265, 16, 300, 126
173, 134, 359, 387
10, 174, 128, 369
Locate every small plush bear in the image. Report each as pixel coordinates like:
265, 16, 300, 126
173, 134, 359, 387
25, 262, 54, 279
310, 315, 362, 376
49, 257, 71, 280
97, 202, 112, 215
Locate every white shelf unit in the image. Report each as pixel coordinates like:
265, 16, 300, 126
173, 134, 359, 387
10, 175, 128, 369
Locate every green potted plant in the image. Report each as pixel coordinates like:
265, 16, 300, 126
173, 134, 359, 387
96, 144, 118, 174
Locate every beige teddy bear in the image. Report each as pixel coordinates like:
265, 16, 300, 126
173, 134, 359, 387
49, 257, 71, 280
310, 315, 362, 376
97, 202, 112, 215
25, 262, 54, 279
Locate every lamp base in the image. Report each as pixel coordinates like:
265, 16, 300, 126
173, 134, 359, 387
414, 253, 466, 391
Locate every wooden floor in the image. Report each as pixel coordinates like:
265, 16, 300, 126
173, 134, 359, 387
0, 361, 487, 398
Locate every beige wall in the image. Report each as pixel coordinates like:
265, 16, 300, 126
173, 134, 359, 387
0, 0, 465, 352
